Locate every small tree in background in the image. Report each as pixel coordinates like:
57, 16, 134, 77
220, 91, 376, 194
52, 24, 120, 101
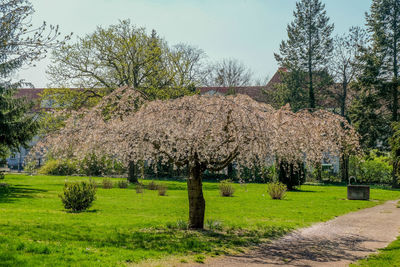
330, 27, 368, 183
202, 58, 253, 87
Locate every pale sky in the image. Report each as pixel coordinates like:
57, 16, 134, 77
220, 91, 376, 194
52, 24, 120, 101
17, 0, 372, 88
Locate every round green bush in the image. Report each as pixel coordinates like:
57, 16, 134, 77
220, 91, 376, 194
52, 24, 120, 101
59, 180, 96, 212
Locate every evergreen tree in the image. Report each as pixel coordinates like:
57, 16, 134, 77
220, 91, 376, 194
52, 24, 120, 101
269, 69, 308, 112
274, 0, 334, 109
348, 47, 391, 152
366, 0, 400, 122
0, 0, 65, 159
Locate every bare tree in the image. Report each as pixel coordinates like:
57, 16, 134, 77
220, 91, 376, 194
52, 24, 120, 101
331, 26, 368, 118
202, 58, 253, 87
168, 43, 207, 88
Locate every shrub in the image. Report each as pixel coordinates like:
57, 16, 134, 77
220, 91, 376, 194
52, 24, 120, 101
102, 178, 113, 189
267, 182, 287, 200
157, 184, 167, 196
117, 180, 129, 188
219, 179, 235, 197
38, 159, 77, 176
135, 183, 144, 193
360, 158, 392, 184
350, 151, 392, 184
59, 180, 96, 212
147, 180, 158, 190
0, 183, 10, 195
112, 160, 127, 175
79, 153, 112, 176
24, 161, 37, 175
0, 170, 4, 180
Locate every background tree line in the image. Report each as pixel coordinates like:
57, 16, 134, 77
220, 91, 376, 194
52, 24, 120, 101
273, 0, 400, 188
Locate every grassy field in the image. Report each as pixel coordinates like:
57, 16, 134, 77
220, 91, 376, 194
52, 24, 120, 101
1, 174, 400, 266
351, 236, 400, 267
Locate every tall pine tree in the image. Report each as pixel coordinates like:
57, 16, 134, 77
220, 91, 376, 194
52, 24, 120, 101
366, 0, 400, 123
274, 0, 334, 109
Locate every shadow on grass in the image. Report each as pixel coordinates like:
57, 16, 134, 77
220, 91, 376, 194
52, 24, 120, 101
64, 209, 100, 214
27, 223, 291, 260
141, 180, 220, 191
229, 234, 379, 265
291, 189, 318, 193
0, 184, 48, 203
0, 251, 26, 266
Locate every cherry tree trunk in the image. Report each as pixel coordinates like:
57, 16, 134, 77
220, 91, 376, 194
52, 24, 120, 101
128, 160, 138, 183
278, 161, 305, 191
340, 154, 349, 184
227, 163, 235, 179
187, 163, 205, 229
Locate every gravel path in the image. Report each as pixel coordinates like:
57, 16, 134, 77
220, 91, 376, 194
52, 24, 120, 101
195, 199, 400, 267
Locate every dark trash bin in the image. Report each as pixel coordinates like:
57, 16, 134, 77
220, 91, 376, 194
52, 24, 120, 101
347, 185, 370, 200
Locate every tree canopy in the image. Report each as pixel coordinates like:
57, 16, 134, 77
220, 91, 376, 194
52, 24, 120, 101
47, 20, 204, 100
31, 87, 360, 228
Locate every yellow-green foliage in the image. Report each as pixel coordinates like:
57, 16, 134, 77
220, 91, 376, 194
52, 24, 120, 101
267, 182, 287, 199
102, 178, 113, 189
135, 183, 144, 193
38, 159, 77, 176
157, 184, 168, 196
147, 180, 158, 190
117, 180, 129, 188
350, 150, 392, 184
59, 180, 96, 212
219, 179, 235, 197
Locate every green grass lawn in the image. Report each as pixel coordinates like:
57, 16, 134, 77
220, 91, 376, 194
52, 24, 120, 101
351, 236, 400, 267
1, 174, 400, 266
